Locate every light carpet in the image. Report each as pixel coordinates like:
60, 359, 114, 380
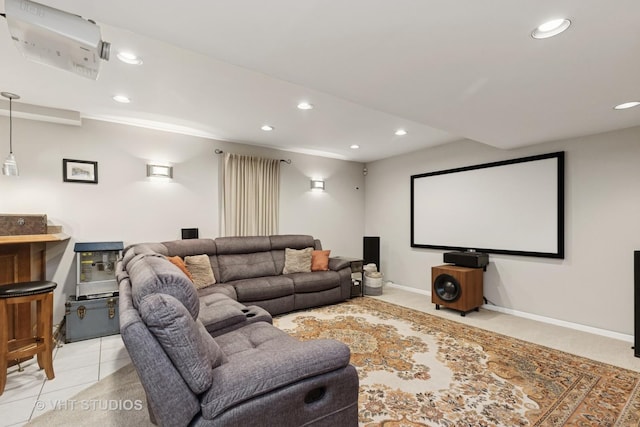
275, 298, 640, 426
30, 298, 640, 426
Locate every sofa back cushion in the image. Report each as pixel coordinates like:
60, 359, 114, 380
215, 236, 272, 254
128, 254, 200, 319
122, 243, 166, 269
162, 239, 217, 258
139, 293, 226, 394
217, 252, 277, 283
215, 236, 276, 282
118, 276, 202, 426
269, 235, 316, 251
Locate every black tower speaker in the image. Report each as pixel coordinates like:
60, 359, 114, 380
363, 236, 380, 269
635, 251, 640, 357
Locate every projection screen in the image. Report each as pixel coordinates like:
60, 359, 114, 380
410, 152, 564, 258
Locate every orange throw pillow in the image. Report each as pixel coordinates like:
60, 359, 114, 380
311, 250, 331, 271
166, 256, 194, 282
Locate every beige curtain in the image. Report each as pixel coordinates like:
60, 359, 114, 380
222, 153, 280, 236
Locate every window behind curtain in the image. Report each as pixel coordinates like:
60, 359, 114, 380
222, 153, 280, 236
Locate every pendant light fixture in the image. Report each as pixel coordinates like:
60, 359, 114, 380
2, 91, 20, 176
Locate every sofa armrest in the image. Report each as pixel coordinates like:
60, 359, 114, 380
199, 304, 248, 334
328, 257, 351, 271
201, 339, 351, 419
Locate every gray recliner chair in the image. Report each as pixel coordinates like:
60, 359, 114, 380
117, 251, 359, 427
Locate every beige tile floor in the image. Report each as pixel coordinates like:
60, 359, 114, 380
0, 334, 130, 427
1, 285, 639, 426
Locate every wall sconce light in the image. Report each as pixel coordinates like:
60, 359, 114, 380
2, 91, 20, 176
310, 179, 325, 191
147, 164, 173, 178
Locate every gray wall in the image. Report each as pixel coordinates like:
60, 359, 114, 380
0, 118, 365, 323
3, 113, 638, 338
364, 125, 640, 336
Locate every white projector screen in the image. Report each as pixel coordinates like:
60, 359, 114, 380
411, 152, 564, 258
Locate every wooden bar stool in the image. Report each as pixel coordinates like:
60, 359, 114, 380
0, 280, 57, 396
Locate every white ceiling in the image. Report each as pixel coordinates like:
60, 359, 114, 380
1, 0, 639, 163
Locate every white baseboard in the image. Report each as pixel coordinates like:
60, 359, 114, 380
386, 282, 430, 296
385, 282, 634, 343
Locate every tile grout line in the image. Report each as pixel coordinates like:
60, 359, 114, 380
28, 340, 62, 422
27, 379, 46, 422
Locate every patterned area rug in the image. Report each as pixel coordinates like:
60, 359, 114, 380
274, 298, 640, 426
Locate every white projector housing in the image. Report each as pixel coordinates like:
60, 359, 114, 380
5, 0, 110, 79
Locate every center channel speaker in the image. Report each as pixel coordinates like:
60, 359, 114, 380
181, 228, 199, 239
432, 265, 483, 316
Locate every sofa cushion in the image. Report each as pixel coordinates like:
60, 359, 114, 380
228, 275, 294, 302
139, 293, 226, 394
198, 283, 238, 301
218, 252, 277, 283
201, 322, 351, 419
200, 292, 246, 310
290, 270, 341, 293
311, 250, 331, 271
282, 247, 313, 274
199, 293, 249, 333
185, 254, 216, 289
128, 254, 200, 319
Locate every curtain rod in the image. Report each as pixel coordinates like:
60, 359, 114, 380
214, 149, 291, 164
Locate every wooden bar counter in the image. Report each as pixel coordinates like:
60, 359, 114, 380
0, 231, 69, 364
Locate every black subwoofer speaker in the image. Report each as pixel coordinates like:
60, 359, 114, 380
363, 236, 380, 269
433, 273, 461, 302
432, 265, 483, 316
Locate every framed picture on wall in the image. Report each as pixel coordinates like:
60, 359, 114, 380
63, 159, 98, 184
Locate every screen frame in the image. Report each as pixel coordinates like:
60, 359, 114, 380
410, 151, 565, 259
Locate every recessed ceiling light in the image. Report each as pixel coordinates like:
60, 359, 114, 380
350, 144, 360, 149
531, 18, 571, 39
297, 102, 314, 110
113, 95, 131, 103
116, 51, 143, 65
261, 125, 274, 131
395, 129, 408, 136
613, 101, 640, 110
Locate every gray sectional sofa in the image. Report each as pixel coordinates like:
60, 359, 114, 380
116, 235, 359, 426
125, 234, 353, 315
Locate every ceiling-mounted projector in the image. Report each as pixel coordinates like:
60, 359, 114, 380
5, 0, 110, 80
